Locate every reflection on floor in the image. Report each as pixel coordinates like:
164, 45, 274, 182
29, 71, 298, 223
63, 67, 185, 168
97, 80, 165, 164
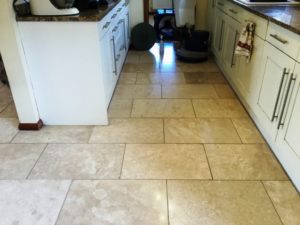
0, 44, 300, 225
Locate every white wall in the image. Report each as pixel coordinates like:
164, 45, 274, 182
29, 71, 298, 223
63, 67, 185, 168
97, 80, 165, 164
195, 0, 208, 30
0, 0, 40, 124
129, 0, 144, 28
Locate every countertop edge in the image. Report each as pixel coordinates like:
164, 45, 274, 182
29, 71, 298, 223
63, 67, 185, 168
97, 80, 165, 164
230, 0, 300, 35
16, 0, 123, 22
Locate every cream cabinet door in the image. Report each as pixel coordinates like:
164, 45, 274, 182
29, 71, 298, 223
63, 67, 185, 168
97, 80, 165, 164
212, 8, 225, 60
276, 63, 300, 190
256, 42, 296, 141
221, 16, 240, 81
235, 35, 265, 108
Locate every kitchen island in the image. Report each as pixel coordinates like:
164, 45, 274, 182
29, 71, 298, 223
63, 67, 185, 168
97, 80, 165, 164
16, 0, 130, 125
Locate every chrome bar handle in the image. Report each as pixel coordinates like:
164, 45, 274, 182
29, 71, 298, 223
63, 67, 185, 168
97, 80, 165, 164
126, 13, 130, 40
111, 36, 117, 76
219, 20, 225, 51
231, 31, 239, 68
277, 73, 297, 129
271, 68, 288, 122
270, 34, 288, 44
122, 19, 127, 50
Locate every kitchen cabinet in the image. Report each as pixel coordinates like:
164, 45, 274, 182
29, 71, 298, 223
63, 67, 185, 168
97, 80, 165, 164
221, 15, 240, 80
235, 35, 265, 108
256, 42, 295, 141
210, 0, 300, 191
276, 63, 300, 188
17, 0, 129, 125
212, 8, 226, 59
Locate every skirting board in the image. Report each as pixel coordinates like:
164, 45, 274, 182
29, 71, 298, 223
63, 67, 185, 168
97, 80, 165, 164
18, 119, 43, 130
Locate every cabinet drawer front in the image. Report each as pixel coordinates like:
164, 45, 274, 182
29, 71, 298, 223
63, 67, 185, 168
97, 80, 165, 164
267, 22, 300, 59
215, 0, 225, 11
242, 10, 268, 40
225, 1, 242, 22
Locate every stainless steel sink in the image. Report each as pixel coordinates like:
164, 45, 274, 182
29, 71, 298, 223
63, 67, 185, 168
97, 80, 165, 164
236, 0, 300, 5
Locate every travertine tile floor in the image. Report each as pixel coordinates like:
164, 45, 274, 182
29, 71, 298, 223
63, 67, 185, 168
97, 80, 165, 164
0, 44, 300, 225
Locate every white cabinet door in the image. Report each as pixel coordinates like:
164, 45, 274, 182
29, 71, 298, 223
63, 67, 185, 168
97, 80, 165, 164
212, 8, 225, 60
276, 63, 300, 190
235, 35, 265, 108
99, 28, 115, 108
255, 42, 296, 140
221, 16, 240, 80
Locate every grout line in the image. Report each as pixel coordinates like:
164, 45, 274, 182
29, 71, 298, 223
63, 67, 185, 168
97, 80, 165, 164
203, 144, 214, 180
261, 181, 285, 225
9, 130, 20, 144
129, 99, 134, 118
230, 118, 243, 144
0, 101, 12, 114
0, 178, 291, 182
26, 144, 48, 179
190, 98, 197, 118
119, 144, 126, 179
166, 180, 170, 225
87, 126, 96, 144
10, 141, 259, 145
54, 180, 73, 225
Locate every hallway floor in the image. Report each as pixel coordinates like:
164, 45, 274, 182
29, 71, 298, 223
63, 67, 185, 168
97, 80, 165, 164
0, 43, 299, 225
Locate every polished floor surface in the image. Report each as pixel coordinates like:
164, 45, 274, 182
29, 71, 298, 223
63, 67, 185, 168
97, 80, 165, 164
0, 43, 299, 225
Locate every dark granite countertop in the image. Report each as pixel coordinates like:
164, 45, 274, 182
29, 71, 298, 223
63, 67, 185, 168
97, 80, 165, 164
16, 0, 123, 22
231, 0, 300, 35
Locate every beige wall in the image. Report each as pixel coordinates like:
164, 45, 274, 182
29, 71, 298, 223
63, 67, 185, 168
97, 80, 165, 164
195, 0, 208, 30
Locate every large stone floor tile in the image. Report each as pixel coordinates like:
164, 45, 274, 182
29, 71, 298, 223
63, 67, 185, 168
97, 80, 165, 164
232, 118, 265, 143
184, 71, 227, 84
165, 118, 241, 143
114, 84, 161, 99
122, 144, 211, 179
131, 99, 195, 118
0, 103, 7, 113
192, 99, 247, 118
214, 84, 237, 98
0, 85, 13, 105
263, 181, 300, 225
0, 180, 71, 225
29, 144, 124, 179
0, 144, 46, 179
136, 72, 186, 84
56, 180, 168, 225
0, 102, 18, 118
0, 118, 19, 143
118, 72, 137, 84
89, 119, 164, 143
162, 84, 218, 99
12, 125, 93, 144
108, 99, 133, 118
168, 180, 283, 225
205, 144, 288, 180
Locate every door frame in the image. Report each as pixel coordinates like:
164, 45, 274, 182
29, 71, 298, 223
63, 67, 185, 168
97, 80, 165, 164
143, 0, 149, 23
